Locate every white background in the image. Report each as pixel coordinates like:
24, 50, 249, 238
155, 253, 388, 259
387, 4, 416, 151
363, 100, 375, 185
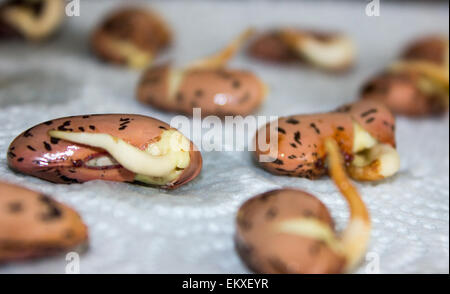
0, 0, 448, 273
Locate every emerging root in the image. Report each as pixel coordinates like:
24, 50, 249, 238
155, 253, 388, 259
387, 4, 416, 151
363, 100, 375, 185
166, 28, 268, 103
349, 122, 400, 181
390, 60, 449, 109
1, 0, 64, 41
280, 29, 355, 71
49, 129, 190, 185
276, 217, 342, 255
325, 138, 371, 272
186, 28, 255, 70
390, 60, 449, 90
105, 38, 154, 69
348, 143, 400, 181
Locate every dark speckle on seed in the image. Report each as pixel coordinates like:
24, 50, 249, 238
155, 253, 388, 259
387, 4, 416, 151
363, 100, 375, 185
232, 80, 241, 89
39, 194, 63, 221
217, 70, 232, 79
50, 137, 60, 144
24, 128, 33, 138
64, 229, 75, 239
59, 175, 79, 184
8, 202, 23, 213
266, 207, 278, 219
273, 159, 284, 165
361, 108, 378, 118
286, 118, 299, 125
195, 89, 203, 98
294, 131, 302, 145
43, 142, 52, 151
365, 117, 375, 124
268, 258, 289, 274
310, 123, 320, 134
303, 209, 314, 217
238, 217, 252, 231
57, 120, 72, 131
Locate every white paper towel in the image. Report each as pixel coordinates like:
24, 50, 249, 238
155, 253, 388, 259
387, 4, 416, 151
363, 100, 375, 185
0, 0, 448, 273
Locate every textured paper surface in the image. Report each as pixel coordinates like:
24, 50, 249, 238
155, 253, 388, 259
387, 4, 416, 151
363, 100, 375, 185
0, 0, 448, 273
